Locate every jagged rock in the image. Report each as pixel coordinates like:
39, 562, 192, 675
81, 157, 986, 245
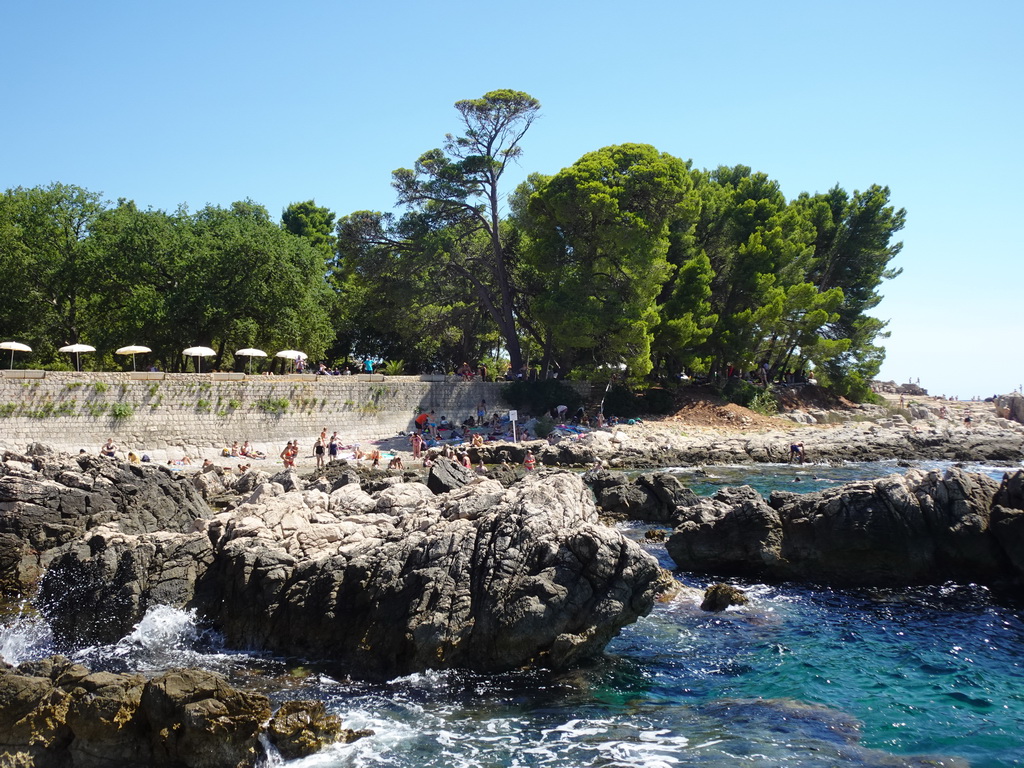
667, 469, 1021, 586
39, 472, 662, 679
0, 656, 270, 768
426, 457, 473, 494
0, 453, 210, 598
667, 486, 784, 577
701, 582, 749, 611
267, 699, 371, 759
592, 472, 700, 523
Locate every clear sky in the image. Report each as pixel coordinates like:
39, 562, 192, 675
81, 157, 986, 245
2, 0, 1020, 398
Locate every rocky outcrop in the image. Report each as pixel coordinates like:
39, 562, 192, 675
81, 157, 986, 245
700, 583, 749, 612
0, 451, 210, 598
0, 656, 270, 768
267, 700, 372, 760
36, 466, 662, 679
588, 471, 699, 523
666, 468, 1024, 586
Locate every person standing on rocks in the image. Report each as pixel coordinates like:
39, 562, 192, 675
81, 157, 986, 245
789, 442, 805, 464
313, 437, 326, 470
524, 451, 536, 471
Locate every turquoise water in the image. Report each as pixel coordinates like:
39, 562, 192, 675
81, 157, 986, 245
2, 460, 1022, 767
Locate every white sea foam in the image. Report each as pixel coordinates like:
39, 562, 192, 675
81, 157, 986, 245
0, 613, 53, 666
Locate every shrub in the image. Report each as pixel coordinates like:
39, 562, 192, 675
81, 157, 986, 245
381, 359, 406, 376
721, 378, 760, 408
640, 387, 675, 415
533, 414, 556, 439
749, 389, 780, 416
110, 402, 134, 420
601, 385, 642, 419
255, 397, 289, 415
501, 380, 583, 418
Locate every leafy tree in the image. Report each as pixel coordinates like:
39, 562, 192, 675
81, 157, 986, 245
0, 183, 106, 360
342, 90, 541, 372
515, 144, 690, 380
282, 200, 337, 258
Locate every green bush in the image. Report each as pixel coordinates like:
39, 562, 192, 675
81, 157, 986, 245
110, 402, 134, 420
501, 379, 582, 418
533, 415, 556, 438
601, 385, 642, 419
256, 397, 289, 415
749, 389, 780, 416
381, 359, 406, 376
722, 378, 760, 407
640, 387, 675, 415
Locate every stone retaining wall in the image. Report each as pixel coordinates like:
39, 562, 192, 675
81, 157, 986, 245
0, 372, 582, 455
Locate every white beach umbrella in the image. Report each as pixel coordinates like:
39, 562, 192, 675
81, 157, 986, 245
183, 345, 217, 373
235, 347, 267, 374
0, 341, 31, 370
115, 345, 151, 371
275, 349, 307, 372
58, 343, 96, 372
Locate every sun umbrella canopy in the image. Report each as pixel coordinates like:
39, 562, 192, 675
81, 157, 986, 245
115, 345, 151, 371
235, 348, 267, 357
1, 340, 31, 370
183, 346, 216, 357
275, 350, 307, 360
59, 343, 96, 372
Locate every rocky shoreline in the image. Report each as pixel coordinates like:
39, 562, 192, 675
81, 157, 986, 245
1, 392, 1022, 766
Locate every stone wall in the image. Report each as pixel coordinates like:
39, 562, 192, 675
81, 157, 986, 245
0, 372, 578, 456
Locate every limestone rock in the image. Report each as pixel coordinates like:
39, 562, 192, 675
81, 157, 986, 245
700, 582, 749, 612
0, 656, 271, 768
39, 470, 662, 680
426, 457, 473, 494
266, 699, 371, 760
667, 469, 1018, 586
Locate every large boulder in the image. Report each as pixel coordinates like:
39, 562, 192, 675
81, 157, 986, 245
667, 468, 1019, 586
0, 656, 271, 768
38, 471, 663, 679
590, 472, 700, 523
0, 453, 210, 598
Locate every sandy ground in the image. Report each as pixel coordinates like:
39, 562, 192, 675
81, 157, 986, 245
65, 390, 1013, 475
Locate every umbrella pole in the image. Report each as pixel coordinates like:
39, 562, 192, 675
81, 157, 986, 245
8, 350, 13, 370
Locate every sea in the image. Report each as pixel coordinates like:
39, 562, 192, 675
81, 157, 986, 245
2, 460, 1022, 768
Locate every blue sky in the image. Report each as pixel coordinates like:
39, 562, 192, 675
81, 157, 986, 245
3, 0, 1021, 398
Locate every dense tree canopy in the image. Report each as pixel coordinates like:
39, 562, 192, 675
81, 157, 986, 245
1, 91, 904, 399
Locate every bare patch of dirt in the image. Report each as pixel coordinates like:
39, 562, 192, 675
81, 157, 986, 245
647, 384, 855, 432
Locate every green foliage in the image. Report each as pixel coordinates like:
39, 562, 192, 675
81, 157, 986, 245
501, 379, 583, 418
722, 378, 761, 408
640, 387, 675, 415
601, 385, 642, 419
749, 389, 780, 416
533, 415, 556, 439
84, 402, 108, 417
110, 402, 134, 420
255, 397, 289, 414
0, 403, 17, 417
381, 360, 406, 376
227, 398, 242, 410
91, 381, 109, 394
196, 399, 211, 412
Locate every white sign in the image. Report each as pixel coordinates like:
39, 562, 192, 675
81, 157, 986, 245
508, 409, 518, 422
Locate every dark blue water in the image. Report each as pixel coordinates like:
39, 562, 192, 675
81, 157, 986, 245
2, 460, 1021, 767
